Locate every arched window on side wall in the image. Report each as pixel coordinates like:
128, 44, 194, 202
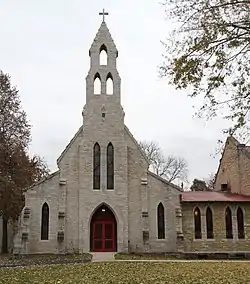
41, 203, 49, 240
206, 207, 213, 239
225, 207, 233, 239
194, 207, 201, 239
93, 143, 101, 190
237, 207, 245, 239
107, 143, 114, 189
100, 44, 107, 65
157, 203, 165, 239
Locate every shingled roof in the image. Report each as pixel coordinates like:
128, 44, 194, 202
181, 191, 250, 202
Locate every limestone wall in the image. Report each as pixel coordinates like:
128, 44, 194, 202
147, 173, 181, 253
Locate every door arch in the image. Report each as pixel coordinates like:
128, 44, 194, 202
90, 204, 117, 252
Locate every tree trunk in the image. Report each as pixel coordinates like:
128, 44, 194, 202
2, 217, 8, 254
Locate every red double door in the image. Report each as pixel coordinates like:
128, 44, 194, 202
91, 205, 117, 252
92, 221, 115, 252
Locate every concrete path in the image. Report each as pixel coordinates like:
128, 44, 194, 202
115, 259, 250, 263
91, 253, 250, 263
91, 252, 115, 262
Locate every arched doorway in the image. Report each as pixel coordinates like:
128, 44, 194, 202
90, 204, 117, 252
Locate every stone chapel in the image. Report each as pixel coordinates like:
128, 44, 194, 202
13, 17, 182, 254
13, 16, 250, 258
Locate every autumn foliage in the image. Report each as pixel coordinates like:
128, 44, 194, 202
161, 1, 250, 137
0, 70, 49, 253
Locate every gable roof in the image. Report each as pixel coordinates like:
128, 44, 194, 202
57, 126, 83, 164
215, 135, 250, 184
147, 171, 182, 192
89, 21, 118, 55
181, 191, 250, 202
27, 170, 60, 191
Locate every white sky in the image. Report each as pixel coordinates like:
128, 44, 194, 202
0, 0, 229, 186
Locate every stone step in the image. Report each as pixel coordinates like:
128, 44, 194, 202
91, 252, 115, 262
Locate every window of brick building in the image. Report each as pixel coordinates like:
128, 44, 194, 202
237, 207, 245, 239
194, 207, 202, 239
206, 207, 214, 239
225, 207, 233, 239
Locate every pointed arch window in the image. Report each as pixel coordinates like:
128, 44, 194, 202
106, 73, 113, 95
194, 207, 201, 239
157, 203, 165, 239
225, 207, 233, 239
93, 143, 101, 190
206, 207, 213, 239
100, 44, 107, 65
237, 207, 245, 239
107, 143, 114, 189
94, 73, 101, 95
41, 203, 49, 240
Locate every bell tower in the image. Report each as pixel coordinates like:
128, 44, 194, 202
82, 10, 124, 129
85, 10, 121, 104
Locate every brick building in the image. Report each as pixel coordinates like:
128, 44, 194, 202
180, 136, 250, 257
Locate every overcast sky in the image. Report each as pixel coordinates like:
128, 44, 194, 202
1, 0, 229, 186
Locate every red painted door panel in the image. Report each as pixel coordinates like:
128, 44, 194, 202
93, 221, 114, 252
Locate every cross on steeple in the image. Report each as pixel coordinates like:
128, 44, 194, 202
99, 8, 108, 22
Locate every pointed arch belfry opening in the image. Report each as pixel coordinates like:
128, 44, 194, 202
106, 73, 113, 95
90, 204, 117, 252
94, 73, 101, 95
41, 202, 49, 240
100, 44, 108, 65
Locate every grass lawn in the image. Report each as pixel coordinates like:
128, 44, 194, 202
115, 252, 179, 260
0, 253, 92, 267
0, 262, 250, 284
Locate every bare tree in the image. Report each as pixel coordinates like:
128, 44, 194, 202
204, 173, 216, 189
139, 140, 188, 183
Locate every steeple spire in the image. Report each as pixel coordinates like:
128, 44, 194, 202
83, 13, 124, 128
99, 8, 109, 22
